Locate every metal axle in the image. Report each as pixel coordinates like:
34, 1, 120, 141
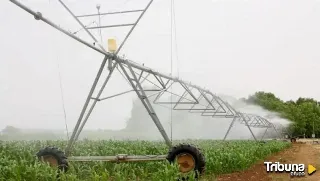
68, 154, 167, 162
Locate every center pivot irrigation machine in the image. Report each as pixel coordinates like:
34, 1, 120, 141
9, 0, 282, 177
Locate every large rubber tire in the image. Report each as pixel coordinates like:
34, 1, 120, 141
36, 147, 69, 172
167, 144, 205, 179
259, 141, 267, 144
291, 137, 297, 143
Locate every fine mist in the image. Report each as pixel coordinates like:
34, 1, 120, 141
0, 88, 292, 141
121, 89, 291, 141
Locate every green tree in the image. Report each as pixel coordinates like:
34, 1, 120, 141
245, 92, 320, 138
2, 125, 20, 135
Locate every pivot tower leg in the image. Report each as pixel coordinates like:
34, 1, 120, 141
223, 117, 237, 140
65, 59, 117, 156
238, 113, 257, 141
117, 61, 172, 147
261, 128, 269, 140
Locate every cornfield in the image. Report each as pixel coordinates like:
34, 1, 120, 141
0, 140, 290, 181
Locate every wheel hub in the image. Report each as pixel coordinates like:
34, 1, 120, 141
40, 155, 58, 167
176, 153, 195, 173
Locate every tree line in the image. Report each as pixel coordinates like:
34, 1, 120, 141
245, 91, 320, 138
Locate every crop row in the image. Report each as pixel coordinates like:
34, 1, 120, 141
0, 140, 290, 181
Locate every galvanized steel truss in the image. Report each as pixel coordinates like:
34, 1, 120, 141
9, 0, 280, 162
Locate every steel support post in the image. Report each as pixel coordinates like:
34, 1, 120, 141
272, 124, 281, 139
65, 57, 108, 156
117, 61, 172, 147
221, 101, 258, 141
223, 116, 237, 140
72, 62, 118, 144
56, 0, 153, 154
238, 112, 257, 141
261, 128, 269, 140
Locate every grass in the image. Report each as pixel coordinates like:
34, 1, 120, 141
0, 139, 291, 181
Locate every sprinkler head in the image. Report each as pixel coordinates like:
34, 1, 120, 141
96, 4, 101, 10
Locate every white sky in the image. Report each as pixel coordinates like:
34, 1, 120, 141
1, 0, 320, 130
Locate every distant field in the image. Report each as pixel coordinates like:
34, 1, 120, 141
0, 140, 290, 180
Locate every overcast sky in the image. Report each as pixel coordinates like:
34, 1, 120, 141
1, 0, 320, 131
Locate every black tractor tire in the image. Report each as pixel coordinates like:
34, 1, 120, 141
36, 146, 69, 172
259, 140, 267, 144
167, 144, 205, 179
290, 137, 297, 143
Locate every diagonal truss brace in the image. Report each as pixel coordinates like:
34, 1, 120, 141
223, 112, 281, 140
54, 0, 158, 155
76, 9, 145, 18
9, 0, 280, 155
75, 8, 144, 30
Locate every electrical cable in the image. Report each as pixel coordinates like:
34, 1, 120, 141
172, 0, 179, 78
50, 26, 69, 140
56, 60, 70, 140
170, 0, 174, 142
170, 0, 179, 142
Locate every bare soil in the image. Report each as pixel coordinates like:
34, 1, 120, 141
215, 141, 320, 181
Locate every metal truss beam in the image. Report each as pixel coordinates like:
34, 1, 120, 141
223, 112, 281, 140
273, 123, 289, 138
238, 114, 273, 128
9, 0, 280, 154
76, 9, 145, 18
9, 0, 216, 95
86, 23, 135, 30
